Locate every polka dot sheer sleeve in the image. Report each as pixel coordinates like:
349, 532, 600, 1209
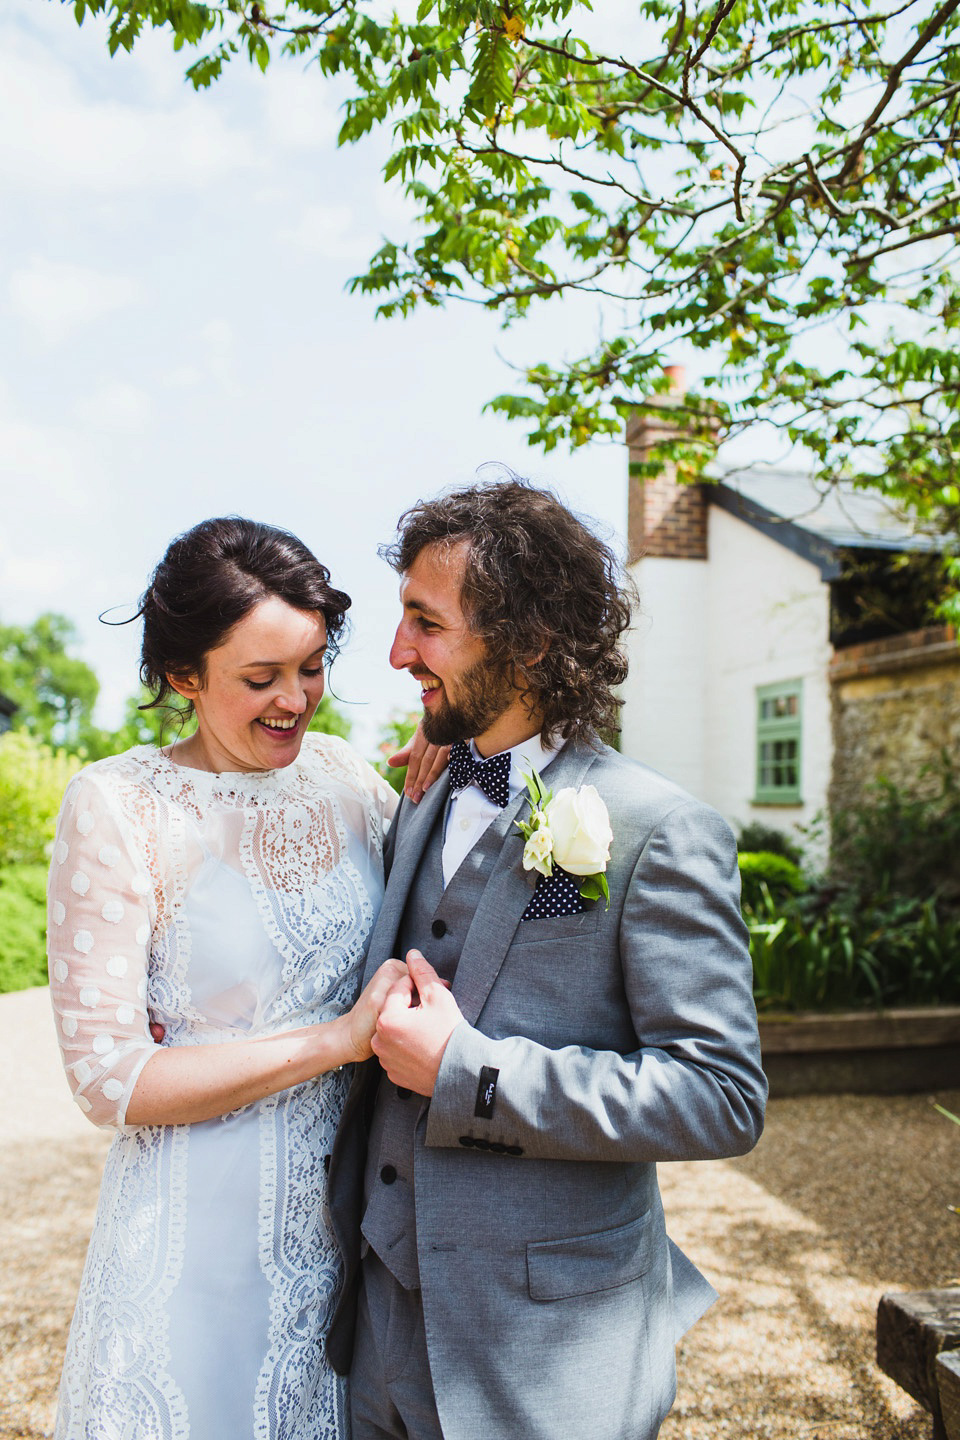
47, 771, 159, 1131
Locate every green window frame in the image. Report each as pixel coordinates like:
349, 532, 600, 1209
755, 680, 802, 805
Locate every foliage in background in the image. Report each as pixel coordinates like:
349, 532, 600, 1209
737, 821, 804, 867
0, 732, 78, 991
0, 865, 48, 994
746, 881, 960, 1012
69, 0, 960, 546
374, 710, 420, 795
829, 754, 960, 906
0, 613, 100, 751
737, 850, 805, 911
0, 732, 81, 869
308, 694, 352, 740
742, 760, 960, 1011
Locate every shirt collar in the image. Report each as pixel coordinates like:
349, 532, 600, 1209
467, 732, 563, 797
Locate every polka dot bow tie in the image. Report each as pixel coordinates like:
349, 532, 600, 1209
448, 740, 512, 808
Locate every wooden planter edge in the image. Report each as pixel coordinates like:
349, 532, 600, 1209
759, 1006, 960, 1055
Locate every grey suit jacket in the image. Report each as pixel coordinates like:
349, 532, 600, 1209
328, 737, 767, 1440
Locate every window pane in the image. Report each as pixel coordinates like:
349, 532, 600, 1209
756, 684, 801, 799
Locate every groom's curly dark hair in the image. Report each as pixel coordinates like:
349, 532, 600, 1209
382, 473, 636, 744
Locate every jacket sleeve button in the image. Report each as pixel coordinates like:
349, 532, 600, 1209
458, 1135, 474, 1147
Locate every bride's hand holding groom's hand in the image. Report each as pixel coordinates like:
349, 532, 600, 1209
146, 958, 409, 1071
342, 959, 409, 1064
371, 949, 462, 1098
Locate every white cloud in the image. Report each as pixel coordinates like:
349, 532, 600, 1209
159, 323, 239, 393
0, 546, 67, 606
0, 33, 259, 198
163, 364, 205, 390
281, 202, 361, 258
0, 408, 86, 507
9, 258, 139, 347
199, 319, 238, 390
261, 70, 341, 150
73, 381, 153, 434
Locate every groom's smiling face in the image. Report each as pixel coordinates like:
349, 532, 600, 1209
390, 541, 534, 755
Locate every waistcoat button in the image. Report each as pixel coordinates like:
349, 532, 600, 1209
431, 919, 447, 938
396, 1087, 411, 1100
380, 1164, 398, 1184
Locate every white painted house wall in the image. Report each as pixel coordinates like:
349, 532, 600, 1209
620, 557, 708, 798
622, 505, 834, 845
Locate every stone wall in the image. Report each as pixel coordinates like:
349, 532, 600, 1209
829, 625, 960, 812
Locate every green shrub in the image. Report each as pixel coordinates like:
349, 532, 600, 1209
737, 821, 804, 866
738, 851, 806, 909
830, 755, 960, 909
744, 883, 960, 1012
373, 710, 420, 795
0, 731, 80, 867
0, 863, 49, 993
742, 762, 960, 1012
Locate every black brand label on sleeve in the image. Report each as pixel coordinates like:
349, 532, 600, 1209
474, 1066, 500, 1119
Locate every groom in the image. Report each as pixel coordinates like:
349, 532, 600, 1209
327, 478, 767, 1440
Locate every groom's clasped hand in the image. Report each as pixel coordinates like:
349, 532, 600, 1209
370, 948, 461, 1097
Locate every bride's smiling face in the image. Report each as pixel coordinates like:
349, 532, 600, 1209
168, 595, 328, 774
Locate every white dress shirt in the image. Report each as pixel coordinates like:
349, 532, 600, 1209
441, 732, 562, 887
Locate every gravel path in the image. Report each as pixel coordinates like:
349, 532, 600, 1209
1, 984, 957, 1439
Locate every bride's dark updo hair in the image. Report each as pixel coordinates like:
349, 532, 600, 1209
138, 517, 351, 713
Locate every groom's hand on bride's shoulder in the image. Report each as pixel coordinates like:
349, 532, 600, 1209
371, 949, 462, 1097
388, 724, 449, 805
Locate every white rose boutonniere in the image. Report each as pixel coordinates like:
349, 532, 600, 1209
515, 769, 613, 906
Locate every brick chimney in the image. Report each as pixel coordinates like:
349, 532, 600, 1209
625, 365, 708, 564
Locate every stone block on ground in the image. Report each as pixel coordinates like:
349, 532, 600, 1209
937, 1350, 960, 1440
877, 1290, 960, 1439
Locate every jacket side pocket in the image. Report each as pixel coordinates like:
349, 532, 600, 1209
526, 1210, 654, 1301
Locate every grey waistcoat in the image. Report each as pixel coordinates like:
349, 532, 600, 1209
361, 802, 514, 1288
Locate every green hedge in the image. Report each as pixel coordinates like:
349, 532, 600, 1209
0, 731, 80, 867
743, 883, 960, 1013
738, 850, 805, 909
0, 864, 48, 993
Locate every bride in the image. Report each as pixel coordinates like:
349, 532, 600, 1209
46, 516, 437, 1440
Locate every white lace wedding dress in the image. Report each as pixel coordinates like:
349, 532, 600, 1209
47, 733, 397, 1440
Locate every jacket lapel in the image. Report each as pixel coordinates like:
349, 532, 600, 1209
363, 773, 451, 983
452, 738, 600, 1026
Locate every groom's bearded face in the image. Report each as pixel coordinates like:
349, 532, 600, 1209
391, 541, 525, 751
419, 653, 515, 747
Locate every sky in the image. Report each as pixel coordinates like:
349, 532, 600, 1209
0, 1, 652, 757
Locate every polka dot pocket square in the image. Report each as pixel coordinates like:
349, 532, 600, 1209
520, 867, 591, 922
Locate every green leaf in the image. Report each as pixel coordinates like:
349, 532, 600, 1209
578, 872, 610, 908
